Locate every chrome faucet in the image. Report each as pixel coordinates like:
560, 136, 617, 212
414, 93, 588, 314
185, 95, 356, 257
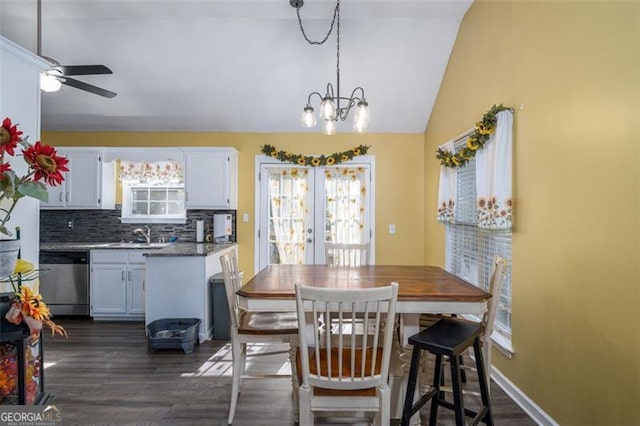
133, 225, 151, 244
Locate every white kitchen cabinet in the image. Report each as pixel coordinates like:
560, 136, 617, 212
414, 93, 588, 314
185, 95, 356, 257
41, 148, 115, 210
91, 262, 127, 315
90, 250, 147, 319
184, 148, 238, 209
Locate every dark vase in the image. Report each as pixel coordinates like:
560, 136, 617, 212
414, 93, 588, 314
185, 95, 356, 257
0, 291, 13, 320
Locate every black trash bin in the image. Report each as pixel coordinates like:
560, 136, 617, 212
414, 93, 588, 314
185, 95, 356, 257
210, 273, 231, 340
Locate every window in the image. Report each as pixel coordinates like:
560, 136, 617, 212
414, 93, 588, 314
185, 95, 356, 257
445, 154, 513, 352
119, 160, 186, 224
121, 184, 186, 223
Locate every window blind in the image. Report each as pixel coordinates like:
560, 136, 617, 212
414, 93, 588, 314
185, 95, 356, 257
445, 152, 513, 339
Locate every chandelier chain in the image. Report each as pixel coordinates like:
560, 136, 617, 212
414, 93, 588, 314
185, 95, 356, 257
295, 0, 340, 46
336, 1, 340, 97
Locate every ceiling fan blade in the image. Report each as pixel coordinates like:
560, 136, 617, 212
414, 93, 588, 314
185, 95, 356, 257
61, 77, 117, 98
55, 65, 113, 76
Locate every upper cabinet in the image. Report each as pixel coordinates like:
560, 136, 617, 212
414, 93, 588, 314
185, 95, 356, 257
41, 148, 115, 210
184, 148, 238, 209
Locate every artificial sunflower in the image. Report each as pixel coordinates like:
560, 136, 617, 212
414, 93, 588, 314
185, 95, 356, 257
22, 141, 69, 186
0, 117, 23, 156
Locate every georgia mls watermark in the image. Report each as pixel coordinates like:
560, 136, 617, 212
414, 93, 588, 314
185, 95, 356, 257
0, 405, 62, 426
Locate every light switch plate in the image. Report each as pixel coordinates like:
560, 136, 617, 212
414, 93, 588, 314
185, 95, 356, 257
389, 224, 396, 235
243, 213, 249, 222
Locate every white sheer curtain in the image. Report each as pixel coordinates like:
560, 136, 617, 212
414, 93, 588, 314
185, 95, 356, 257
268, 168, 309, 264
436, 141, 457, 224
324, 167, 367, 244
475, 110, 513, 230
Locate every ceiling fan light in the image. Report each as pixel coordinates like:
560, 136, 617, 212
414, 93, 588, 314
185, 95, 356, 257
319, 96, 337, 121
40, 72, 62, 92
301, 106, 317, 128
323, 120, 336, 136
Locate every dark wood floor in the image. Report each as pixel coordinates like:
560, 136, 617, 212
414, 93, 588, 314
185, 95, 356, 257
41, 319, 536, 425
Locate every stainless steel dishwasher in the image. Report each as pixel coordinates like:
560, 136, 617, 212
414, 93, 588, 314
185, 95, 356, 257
39, 251, 90, 316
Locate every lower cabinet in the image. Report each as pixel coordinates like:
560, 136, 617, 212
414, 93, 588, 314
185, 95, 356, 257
91, 250, 147, 319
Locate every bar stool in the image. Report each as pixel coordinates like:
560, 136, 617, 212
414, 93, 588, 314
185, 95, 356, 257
401, 317, 493, 426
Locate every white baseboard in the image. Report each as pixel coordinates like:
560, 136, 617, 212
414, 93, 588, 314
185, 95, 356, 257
491, 366, 559, 426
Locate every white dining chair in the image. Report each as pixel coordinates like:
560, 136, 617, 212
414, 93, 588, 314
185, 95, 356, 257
324, 242, 370, 267
294, 282, 399, 426
420, 255, 508, 393
220, 252, 299, 425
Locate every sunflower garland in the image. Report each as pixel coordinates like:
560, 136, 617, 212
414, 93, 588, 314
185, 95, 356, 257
436, 104, 513, 168
261, 144, 370, 167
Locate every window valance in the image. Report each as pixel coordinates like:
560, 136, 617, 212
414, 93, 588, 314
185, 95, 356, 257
119, 160, 184, 184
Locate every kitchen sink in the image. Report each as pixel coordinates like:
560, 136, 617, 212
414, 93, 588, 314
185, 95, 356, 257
106, 242, 170, 249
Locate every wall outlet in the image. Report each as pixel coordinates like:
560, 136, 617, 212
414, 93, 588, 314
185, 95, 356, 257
243, 213, 249, 222
389, 224, 396, 235
67, 220, 74, 229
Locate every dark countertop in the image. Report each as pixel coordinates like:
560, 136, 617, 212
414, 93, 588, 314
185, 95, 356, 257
144, 242, 236, 257
40, 242, 237, 257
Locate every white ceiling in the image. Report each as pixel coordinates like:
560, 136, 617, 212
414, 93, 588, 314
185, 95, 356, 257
0, 0, 472, 133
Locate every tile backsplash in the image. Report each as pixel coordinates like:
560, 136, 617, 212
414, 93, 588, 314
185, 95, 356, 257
40, 207, 236, 243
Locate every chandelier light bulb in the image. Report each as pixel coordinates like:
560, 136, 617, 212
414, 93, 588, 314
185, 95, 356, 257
301, 106, 317, 128
40, 72, 62, 92
323, 120, 336, 136
319, 96, 337, 121
353, 100, 370, 133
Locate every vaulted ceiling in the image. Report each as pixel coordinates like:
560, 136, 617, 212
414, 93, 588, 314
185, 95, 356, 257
0, 0, 472, 133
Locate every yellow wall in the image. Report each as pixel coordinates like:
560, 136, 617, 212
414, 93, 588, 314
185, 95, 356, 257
42, 132, 426, 276
424, 0, 639, 424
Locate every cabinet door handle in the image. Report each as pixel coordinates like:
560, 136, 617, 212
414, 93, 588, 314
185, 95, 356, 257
121, 270, 125, 281
65, 192, 70, 202
142, 280, 145, 291
128, 271, 132, 281
59, 193, 63, 202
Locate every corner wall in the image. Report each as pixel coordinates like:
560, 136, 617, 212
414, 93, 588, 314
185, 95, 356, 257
424, 1, 639, 424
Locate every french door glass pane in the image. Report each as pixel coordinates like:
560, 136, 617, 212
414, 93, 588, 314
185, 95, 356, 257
267, 168, 309, 265
324, 167, 367, 244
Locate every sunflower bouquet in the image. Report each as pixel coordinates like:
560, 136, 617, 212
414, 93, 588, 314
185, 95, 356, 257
0, 117, 68, 236
4, 260, 67, 340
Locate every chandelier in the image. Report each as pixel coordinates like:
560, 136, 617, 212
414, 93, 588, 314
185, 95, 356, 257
291, 0, 370, 135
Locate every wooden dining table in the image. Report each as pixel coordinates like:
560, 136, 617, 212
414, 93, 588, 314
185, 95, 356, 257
237, 264, 491, 423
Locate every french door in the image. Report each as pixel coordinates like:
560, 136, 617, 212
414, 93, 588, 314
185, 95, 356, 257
255, 157, 374, 272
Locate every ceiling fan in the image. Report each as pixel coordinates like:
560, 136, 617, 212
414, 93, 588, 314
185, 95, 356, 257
37, 0, 116, 98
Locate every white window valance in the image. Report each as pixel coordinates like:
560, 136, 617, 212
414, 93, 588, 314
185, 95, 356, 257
119, 160, 184, 184
436, 110, 513, 230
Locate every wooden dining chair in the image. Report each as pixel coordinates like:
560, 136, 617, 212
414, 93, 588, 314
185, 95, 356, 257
420, 256, 508, 392
294, 282, 399, 426
219, 252, 299, 425
324, 242, 370, 267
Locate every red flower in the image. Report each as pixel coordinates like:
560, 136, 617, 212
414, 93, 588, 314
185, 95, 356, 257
22, 141, 69, 186
0, 117, 23, 157
0, 163, 11, 175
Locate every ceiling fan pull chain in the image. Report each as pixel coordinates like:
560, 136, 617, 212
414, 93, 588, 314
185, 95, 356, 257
292, 0, 340, 46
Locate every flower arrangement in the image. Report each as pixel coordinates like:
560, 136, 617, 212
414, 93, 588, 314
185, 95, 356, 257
261, 144, 370, 167
0, 117, 69, 236
4, 259, 67, 340
435, 104, 512, 168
